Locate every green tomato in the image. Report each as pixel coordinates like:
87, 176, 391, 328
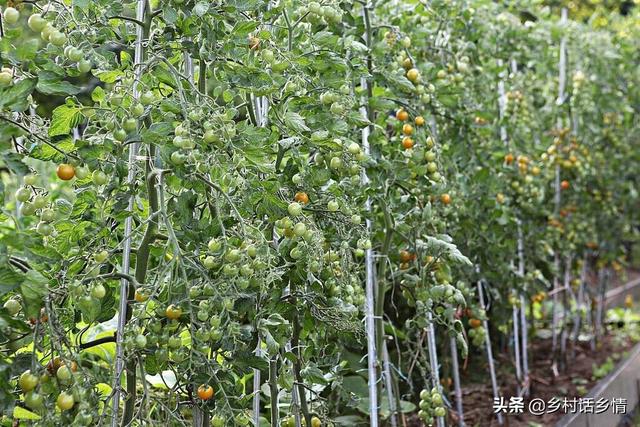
36, 222, 53, 236
204, 129, 219, 144
56, 365, 73, 383
4, 299, 21, 316
19, 370, 39, 392
246, 244, 257, 258
75, 166, 89, 180
20, 202, 36, 216
330, 157, 343, 169
134, 334, 147, 349
33, 195, 47, 209
292, 173, 302, 185
131, 103, 145, 117
28, 14, 47, 32
15, 188, 32, 203
211, 415, 225, 427
67, 47, 84, 62
434, 407, 446, 417
262, 49, 275, 64
170, 151, 186, 165
347, 142, 361, 155
24, 391, 44, 410
77, 59, 92, 73
327, 200, 339, 212
420, 389, 430, 400
40, 208, 56, 222
91, 284, 106, 299
93, 250, 109, 263
40, 23, 55, 41
288, 202, 303, 216
203, 255, 216, 269
0, 71, 12, 87
92, 170, 108, 186
225, 249, 241, 263
123, 118, 137, 133
3, 7, 20, 25
113, 128, 127, 142
24, 174, 38, 186
293, 222, 307, 237
49, 31, 67, 47
208, 238, 222, 252
140, 90, 155, 105
56, 391, 75, 411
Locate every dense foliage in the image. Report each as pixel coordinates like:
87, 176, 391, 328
0, 0, 638, 426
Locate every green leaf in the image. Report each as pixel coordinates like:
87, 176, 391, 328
20, 270, 49, 318
13, 406, 41, 420
94, 70, 123, 84
49, 104, 83, 137
193, 1, 209, 16
0, 78, 37, 112
36, 71, 82, 96
1, 152, 29, 175
91, 86, 106, 103
284, 111, 309, 133
0, 267, 24, 297
29, 137, 75, 162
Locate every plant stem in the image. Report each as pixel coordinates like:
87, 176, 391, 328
269, 356, 279, 426
291, 295, 312, 427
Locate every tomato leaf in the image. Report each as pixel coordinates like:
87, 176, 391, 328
49, 104, 83, 137
0, 78, 37, 112
20, 270, 49, 318
36, 71, 82, 96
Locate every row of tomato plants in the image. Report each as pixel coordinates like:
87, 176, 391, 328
0, 0, 638, 426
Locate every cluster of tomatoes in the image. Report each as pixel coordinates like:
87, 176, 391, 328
417, 388, 447, 425
15, 357, 98, 425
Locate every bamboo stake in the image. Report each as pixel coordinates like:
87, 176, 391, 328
551, 8, 568, 361
112, 1, 147, 425
477, 280, 503, 425
426, 313, 444, 427
449, 337, 465, 427
382, 341, 398, 427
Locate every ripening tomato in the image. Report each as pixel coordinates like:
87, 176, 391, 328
396, 109, 409, 121
197, 384, 214, 400
165, 304, 182, 320
294, 191, 309, 204
440, 194, 451, 205
561, 180, 570, 190
406, 68, 420, 83
504, 153, 514, 164
399, 250, 412, 263
402, 124, 414, 135
56, 164, 75, 180
402, 137, 414, 149
56, 391, 75, 411
415, 116, 425, 126
469, 318, 482, 328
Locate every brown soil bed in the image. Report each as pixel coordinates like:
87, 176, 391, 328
456, 333, 638, 427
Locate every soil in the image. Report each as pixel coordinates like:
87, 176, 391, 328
456, 334, 638, 427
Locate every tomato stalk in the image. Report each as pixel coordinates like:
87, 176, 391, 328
269, 356, 279, 426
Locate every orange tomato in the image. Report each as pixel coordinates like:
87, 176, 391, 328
440, 194, 451, 205
402, 124, 414, 135
56, 164, 75, 180
396, 109, 409, 121
165, 304, 182, 320
469, 318, 482, 328
561, 180, 570, 190
399, 250, 412, 263
504, 153, 514, 165
197, 384, 214, 400
401, 137, 414, 149
414, 116, 425, 126
294, 192, 309, 204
